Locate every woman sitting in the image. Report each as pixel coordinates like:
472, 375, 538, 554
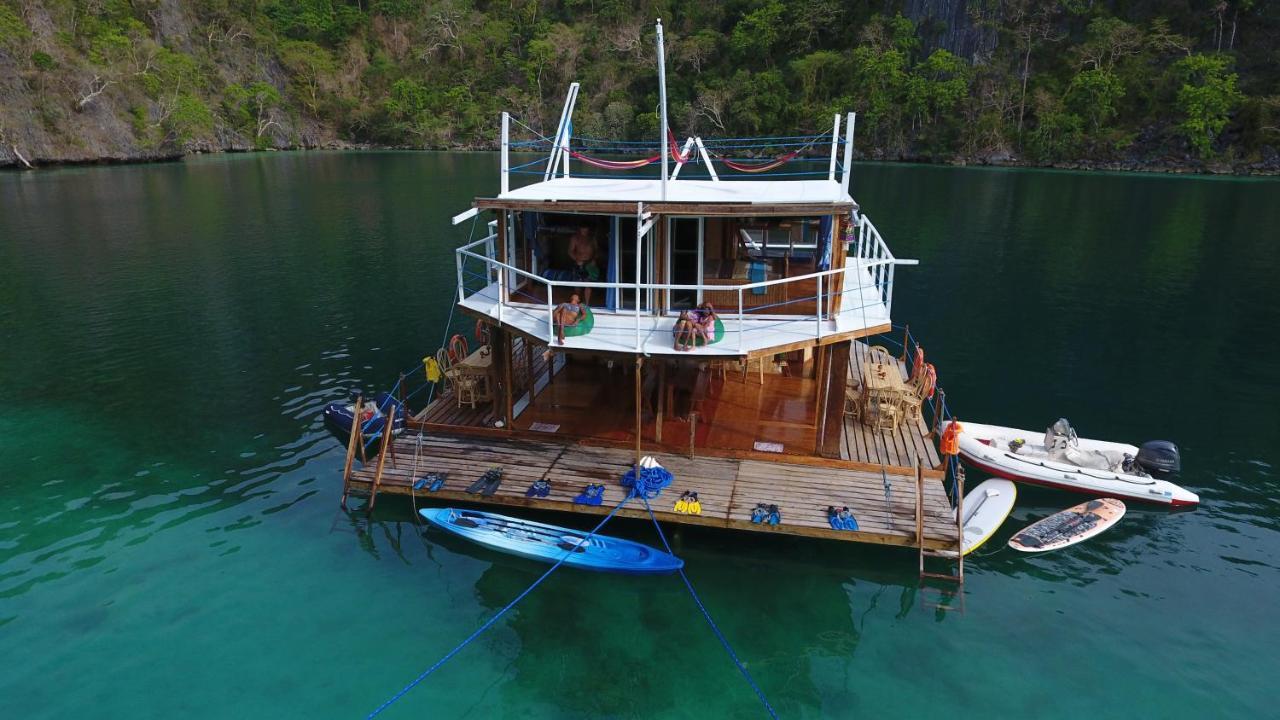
553, 294, 586, 345
690, 302, 717, 345
672, 310, 696, 351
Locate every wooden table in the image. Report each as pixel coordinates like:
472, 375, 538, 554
451, 346, 494, 401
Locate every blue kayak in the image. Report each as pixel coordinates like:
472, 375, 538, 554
419, 508, 683, 575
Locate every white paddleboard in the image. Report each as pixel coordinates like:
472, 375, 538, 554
938, 478, 1017, 557
1008, 498, 1126, 553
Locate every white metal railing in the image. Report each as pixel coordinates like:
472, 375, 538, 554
454, 231, 910, 352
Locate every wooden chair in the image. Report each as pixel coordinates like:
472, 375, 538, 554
439, 347, 480, 409
863, 387, 902, 432
739, 356, 766, 384
844, 382, 862, 421
866, 345, 893, 366
899, 362, 936, 422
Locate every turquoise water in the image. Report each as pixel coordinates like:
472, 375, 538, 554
2, 153, 1278, 718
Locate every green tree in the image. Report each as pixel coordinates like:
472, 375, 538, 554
278, 40, 336, 113
729, 1, 786, 65
1065, 68, 1124, 132
1172, 54, 1242, 158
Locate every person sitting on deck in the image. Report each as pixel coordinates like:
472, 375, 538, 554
690, 302, 717, 345
553, 293, 586, 345
568, 227, 600, 306
673, 310, 696, 351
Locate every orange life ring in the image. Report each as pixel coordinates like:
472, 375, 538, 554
940, 420, 962, 456
448, 334, 469, 364
921, 363, 937, 400
475, 320, 491, 347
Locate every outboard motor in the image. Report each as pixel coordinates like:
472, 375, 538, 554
1135, 440, 1181, 477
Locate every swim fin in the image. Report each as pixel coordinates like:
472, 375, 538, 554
480, 469, 503, 497
767, 504, 781, 526
674, 492, 689, 514
429, 474, 446, 492
465, 472, 491, 494
686, 492, 701, 516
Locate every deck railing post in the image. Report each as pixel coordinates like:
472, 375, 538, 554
546, 281, 555, 343
689, 412, 697, 459
901, 325, 909, 363
456, 250, 465, 304
368, 411, 395, 513
816, 272, 823, 338
737, 287, 744, 352
827, 113, 840, 181
500, 112, 510, 195
931, 388, 946, 439
954, 460, 965, 581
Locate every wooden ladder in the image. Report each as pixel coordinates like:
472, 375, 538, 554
915, 459, 965, 587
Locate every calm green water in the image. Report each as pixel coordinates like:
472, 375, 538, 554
2, 153, 1278, 719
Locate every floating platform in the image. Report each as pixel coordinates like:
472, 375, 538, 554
345, 431, 958, 549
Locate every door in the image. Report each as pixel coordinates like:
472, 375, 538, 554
617, 217, 654, 311
667, 218, 702, 310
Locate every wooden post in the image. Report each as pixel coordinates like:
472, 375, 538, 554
368, 412, 395, 513
931, 388, 946, 439
915, 460, 926, 576
339, 395, 363, 510
954, 461, 965, 583
398, 373, 406, 405
655, 360, 665, 443
689, 412, 697, 459
502, 329, 515, 428
901, 324, 909, 363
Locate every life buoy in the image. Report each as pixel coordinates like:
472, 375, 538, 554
921, 363, 937, 400
940, 420, 962, 456
911, 346, 925, 380
448, 334, 469, 364
475, 320, 491, 347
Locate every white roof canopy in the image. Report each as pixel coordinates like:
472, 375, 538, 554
498, 177, 855, 207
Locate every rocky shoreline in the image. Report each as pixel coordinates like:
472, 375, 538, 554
3, 140, 1278, 177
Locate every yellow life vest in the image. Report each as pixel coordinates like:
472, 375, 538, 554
423, 356, 442, 383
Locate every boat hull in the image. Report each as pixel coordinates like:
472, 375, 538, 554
420, 508, 684, 575
322, 393, 405, 453
950, 421, 1198, 507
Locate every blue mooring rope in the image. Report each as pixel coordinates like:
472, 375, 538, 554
366, 492, 635, 718
640, 496, 780, 719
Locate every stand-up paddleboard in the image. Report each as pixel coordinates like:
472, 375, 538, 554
1008, 498, 1126, 553
937, 479, 1017, 557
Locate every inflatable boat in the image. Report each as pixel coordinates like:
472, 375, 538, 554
947, 419, 1197, 507
322, 392, 405, 454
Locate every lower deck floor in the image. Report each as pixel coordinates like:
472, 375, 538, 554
347, 432, 958, 549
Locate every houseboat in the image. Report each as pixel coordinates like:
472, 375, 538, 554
339, 36, 966, 576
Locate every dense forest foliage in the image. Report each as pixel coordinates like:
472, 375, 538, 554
1, 0, 1278, 169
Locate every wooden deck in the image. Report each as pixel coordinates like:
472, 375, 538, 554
840, 342, 943, 470
347, 432, 958, 549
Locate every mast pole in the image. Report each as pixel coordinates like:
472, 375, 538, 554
656, 18, 668, 201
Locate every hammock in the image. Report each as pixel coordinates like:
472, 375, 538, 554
564, 130, 691, 171
711, 135, 822, 174
718, 152, 800, 174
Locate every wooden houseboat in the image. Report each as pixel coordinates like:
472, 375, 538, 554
341, 54, 966, 576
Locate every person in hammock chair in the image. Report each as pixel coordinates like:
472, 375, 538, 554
690, 302, 717, 345
672, 310, 696, 351
553, 293, 586, 345
568, 226, 600, 306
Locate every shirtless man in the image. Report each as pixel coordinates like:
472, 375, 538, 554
568, 226, 599, 305
552, 293, 586, 345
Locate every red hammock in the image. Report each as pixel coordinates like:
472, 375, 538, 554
563, 130, 691, 171
718, 151, 800, 174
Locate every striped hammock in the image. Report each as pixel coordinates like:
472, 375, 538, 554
718, 152, 800, 173
564, 131, 691, 171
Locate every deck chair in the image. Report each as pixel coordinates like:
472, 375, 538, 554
864, 387, 902, 432
439, 347, 479, 409
866, 345, 893, 366
844, 381, 862, 420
